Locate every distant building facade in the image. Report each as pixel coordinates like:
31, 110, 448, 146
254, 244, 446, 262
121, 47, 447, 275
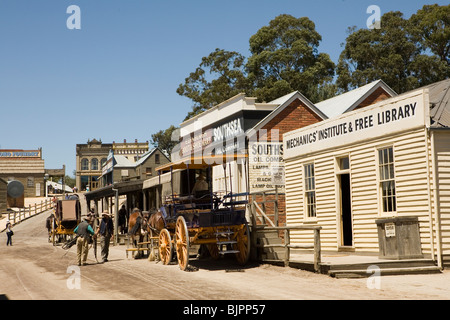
0, 149, 45, 197
76, 139, 149, 191
100, 147, 170, 186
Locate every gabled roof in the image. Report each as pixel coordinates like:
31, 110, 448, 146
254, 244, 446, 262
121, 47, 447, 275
113, 155, 135, 168
113, 147, 170, 168
135, 147, 169, 165
315, 80, 397, 118
249, 91, 328, 134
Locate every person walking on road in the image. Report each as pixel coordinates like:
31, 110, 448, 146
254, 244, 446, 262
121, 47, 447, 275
74, 215, 95, 266
5, 221, 13, 246
96, 211, 113, 263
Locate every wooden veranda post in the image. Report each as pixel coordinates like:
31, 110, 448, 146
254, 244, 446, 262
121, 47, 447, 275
314, 228, 321, 273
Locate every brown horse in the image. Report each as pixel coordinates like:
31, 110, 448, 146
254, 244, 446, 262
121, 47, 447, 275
148, 209, 165, 261
128, 208, 166, 258
127, 208, 146, 257
148, 210, 165, 232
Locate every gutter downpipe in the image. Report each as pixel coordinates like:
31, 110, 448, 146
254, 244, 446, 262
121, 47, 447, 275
425, 127, 435, 263
112, 188, 119, 246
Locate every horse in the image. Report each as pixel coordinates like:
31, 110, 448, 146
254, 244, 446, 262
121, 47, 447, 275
127, 207, 166, 260
146, 209, 165, 261
148, 210, 165, 232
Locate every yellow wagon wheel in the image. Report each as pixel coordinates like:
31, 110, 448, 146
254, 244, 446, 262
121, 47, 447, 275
175, 216, 189, 271
234, 224, 250, 265
207, 243, 220, 260
158, 229, 172, 265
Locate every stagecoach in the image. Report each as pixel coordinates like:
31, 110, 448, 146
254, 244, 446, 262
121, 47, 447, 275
50, 197, 81, 246
153, 154, 251, 271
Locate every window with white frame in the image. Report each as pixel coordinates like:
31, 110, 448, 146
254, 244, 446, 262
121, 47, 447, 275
304, 163, 316, 218
378, 147, 396, 213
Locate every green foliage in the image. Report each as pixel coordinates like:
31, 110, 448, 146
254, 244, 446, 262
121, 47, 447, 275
64, 175, 76, 188
176, 48, 250, 120
150, 125, 179, 158
155, 6, 449, 153
246, 14, 335, 103
337, 6, 449, 93
410, 4, 450, 64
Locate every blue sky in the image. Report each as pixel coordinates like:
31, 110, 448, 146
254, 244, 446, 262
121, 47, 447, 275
0, 0, 447, 176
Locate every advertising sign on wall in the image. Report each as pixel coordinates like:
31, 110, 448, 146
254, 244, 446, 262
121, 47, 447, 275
249, 141, 285, 193
284, 92, 426, 160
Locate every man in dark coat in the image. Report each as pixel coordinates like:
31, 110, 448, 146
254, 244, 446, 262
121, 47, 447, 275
95, 211, 114, 263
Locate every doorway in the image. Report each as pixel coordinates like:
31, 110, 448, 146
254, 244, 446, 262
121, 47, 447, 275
339, 173, 353, 247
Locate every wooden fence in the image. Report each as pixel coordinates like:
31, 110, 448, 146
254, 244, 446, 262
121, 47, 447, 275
252, 224, 322, 272
6, 199, 53, 225
248, 189, 322, 272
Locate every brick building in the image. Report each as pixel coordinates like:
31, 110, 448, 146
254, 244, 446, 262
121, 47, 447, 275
247, 79, 396, 227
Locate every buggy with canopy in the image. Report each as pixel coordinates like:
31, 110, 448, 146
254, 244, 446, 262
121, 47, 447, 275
50, 198, 81, 245
153, 154, 251, 271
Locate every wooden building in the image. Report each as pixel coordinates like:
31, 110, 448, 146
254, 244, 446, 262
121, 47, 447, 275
0, 178, 7, 213
0, 149, 45, 197
100, 147, 170, 186
246, 80, 396, 226
283, 79, 450, 267
160, 81, 396, 227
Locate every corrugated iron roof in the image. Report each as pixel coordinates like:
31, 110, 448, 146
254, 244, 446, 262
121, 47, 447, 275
315, 80, 397, 118
428, 78, 450, 127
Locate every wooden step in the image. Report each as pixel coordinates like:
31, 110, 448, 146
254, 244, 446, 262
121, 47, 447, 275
328, 258, 438, 272
329, 265, 442, 278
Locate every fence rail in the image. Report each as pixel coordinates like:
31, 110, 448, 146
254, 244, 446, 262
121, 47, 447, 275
252, 224, 322, 272
248, 189, 322, 272
5, 199, 53, 226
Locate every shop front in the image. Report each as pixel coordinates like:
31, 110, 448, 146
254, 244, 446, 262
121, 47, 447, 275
283, 79, 450, 266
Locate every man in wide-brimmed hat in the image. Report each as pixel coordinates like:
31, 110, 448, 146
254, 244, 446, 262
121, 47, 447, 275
191, 171, 208, 195
74, 215, 95, 266
95, 211, 113, 263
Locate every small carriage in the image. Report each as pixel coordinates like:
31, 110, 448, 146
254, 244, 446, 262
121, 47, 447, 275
153, 155, 251, 271
50, 198, 81, 245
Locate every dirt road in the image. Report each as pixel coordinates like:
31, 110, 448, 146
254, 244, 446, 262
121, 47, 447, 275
1, 209, 450, 302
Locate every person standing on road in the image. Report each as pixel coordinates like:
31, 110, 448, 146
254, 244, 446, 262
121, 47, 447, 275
96, 211, 113, 263
5, 221, 13, 246
118, 205, 127, 234
74, 215, 95, 266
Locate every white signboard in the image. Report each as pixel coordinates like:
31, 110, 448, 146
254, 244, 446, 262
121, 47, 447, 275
283, 92, 426, 160
249, 142, 285, 192
385, 222, 396, 237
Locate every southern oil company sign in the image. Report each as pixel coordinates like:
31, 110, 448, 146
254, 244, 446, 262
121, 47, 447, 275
180, 117, 245, 157
284, 93, 426, 159
249, 142, 285, 192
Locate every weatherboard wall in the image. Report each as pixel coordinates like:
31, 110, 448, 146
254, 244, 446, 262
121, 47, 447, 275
434, 130, 450, 258
283, 89, 438, 255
